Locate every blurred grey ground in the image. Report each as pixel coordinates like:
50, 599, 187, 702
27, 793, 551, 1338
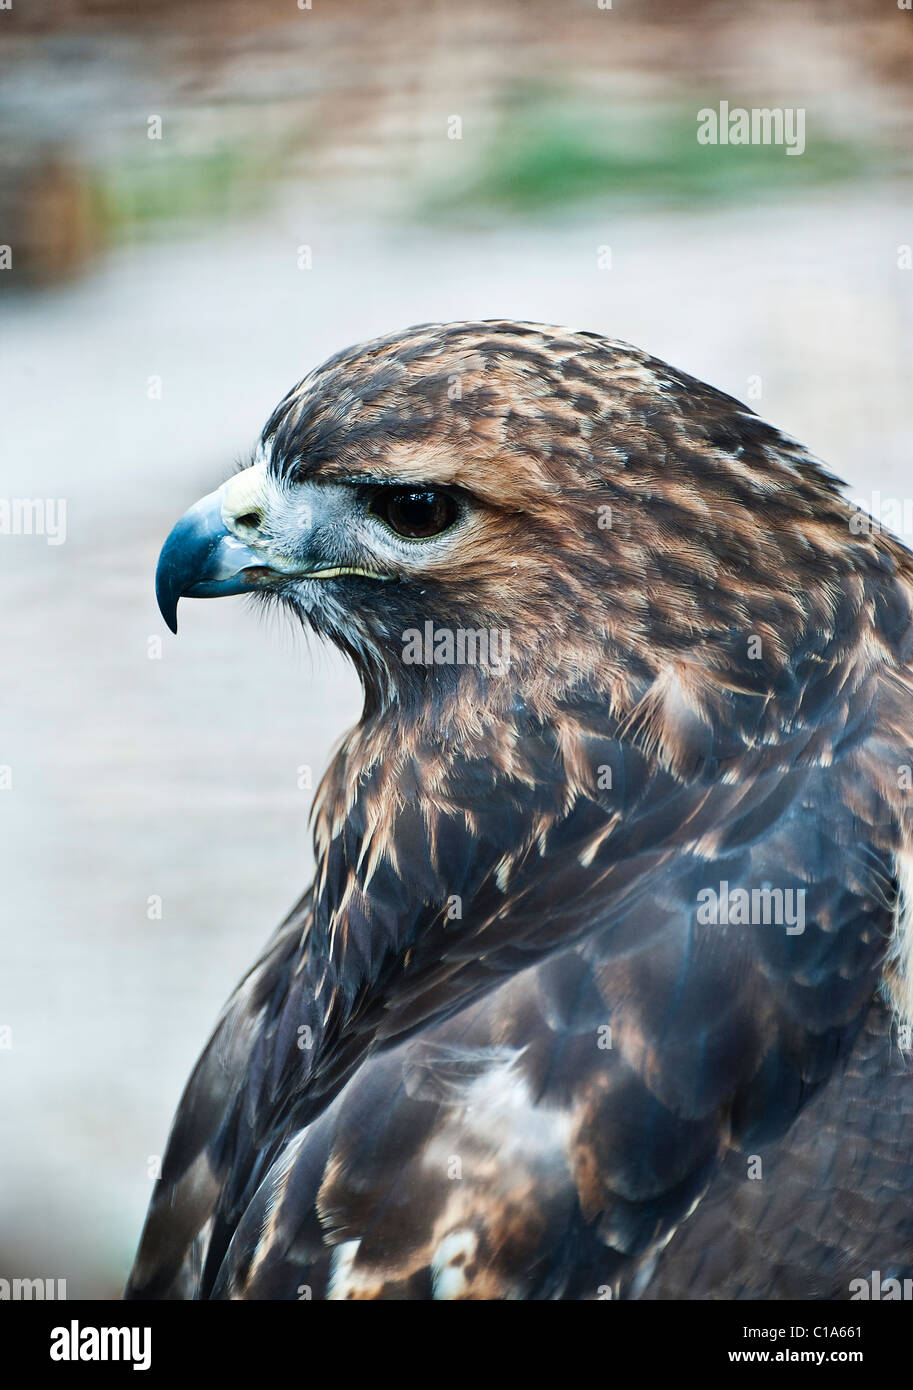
1, 0, 912, 1296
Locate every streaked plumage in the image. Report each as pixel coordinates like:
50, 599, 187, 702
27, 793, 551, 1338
127, 321, 913, 1299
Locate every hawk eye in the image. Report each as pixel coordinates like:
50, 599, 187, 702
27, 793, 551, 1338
370, 488, 458, 540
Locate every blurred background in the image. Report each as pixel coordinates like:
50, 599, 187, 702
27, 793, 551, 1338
1, 0, 911, 1297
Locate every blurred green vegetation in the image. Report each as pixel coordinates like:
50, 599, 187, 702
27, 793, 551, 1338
34, 81, 901, 275
97, 139, 284, 238
421, 87, 891, 220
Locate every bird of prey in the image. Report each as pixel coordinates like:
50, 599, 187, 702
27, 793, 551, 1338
127, 321, 913, 1300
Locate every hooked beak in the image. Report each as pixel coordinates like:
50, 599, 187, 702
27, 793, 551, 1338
155, 464, 391, 632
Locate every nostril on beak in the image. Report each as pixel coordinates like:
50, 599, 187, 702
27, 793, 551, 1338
220, 464, 270, 542
228, 510, 265, 540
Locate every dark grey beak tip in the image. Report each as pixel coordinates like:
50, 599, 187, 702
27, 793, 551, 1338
155, 535, 187, 634
158, 593, 179, 634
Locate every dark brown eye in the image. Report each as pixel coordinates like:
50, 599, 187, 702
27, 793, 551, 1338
371, 488, 458, 539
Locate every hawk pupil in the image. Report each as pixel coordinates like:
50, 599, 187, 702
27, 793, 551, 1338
380, 488, 455, 539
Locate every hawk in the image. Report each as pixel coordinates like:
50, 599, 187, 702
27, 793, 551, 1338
127, 321, 913, 1300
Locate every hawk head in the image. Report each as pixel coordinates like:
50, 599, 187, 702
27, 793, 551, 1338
156, 320, 880, 726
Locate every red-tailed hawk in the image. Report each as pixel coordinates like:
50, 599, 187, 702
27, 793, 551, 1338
127, 321, 913, 1300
